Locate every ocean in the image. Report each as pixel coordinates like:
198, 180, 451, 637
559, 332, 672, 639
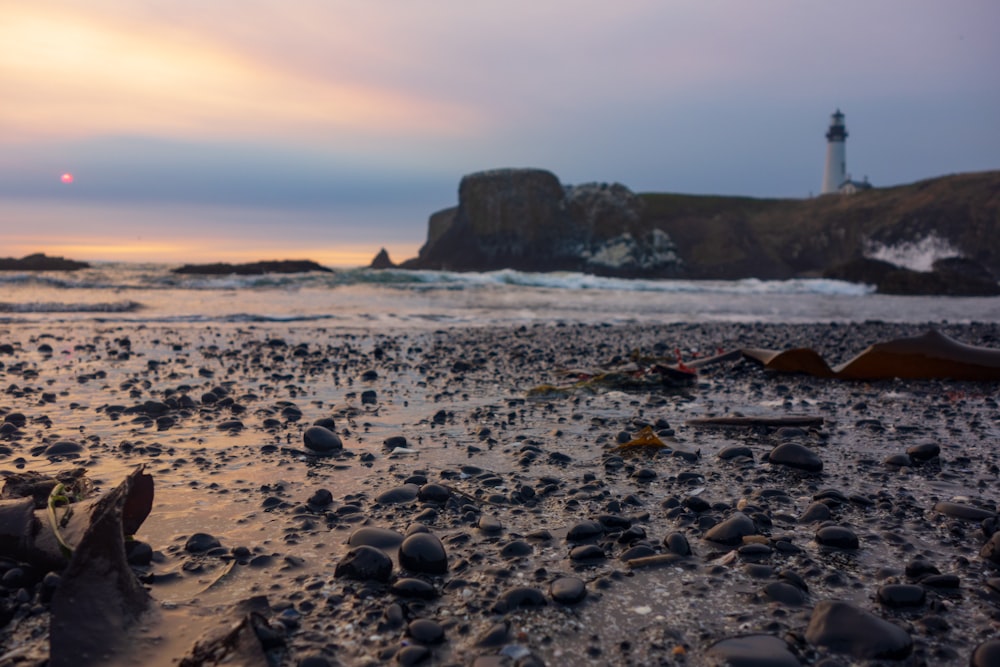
3, 262, 1000, 327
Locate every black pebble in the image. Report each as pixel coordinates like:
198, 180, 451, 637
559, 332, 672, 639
399, 533, 448, 575
768, 442, 823, 473
335, 545, 393, 582
549, 577, 586, 604
877, 583, 926, 607
303, 425, 343, 454
407, 618, 445, 645
185, 533, 222, 553
815, 525, 859, 549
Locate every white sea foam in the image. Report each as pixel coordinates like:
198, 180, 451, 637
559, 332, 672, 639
865, 234, 960, 272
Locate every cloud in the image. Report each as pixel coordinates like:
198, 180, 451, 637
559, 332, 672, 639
0, 2, 483, 143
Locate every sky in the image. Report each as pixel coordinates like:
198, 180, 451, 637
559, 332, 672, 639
1, 1, 998, 266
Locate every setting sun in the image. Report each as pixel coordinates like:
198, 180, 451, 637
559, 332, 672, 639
60, 172, 74, 184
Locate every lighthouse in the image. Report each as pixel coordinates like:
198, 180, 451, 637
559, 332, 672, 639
821, 109, 848, 194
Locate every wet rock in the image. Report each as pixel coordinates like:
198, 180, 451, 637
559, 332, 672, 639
43, 440, 83, 457
377, 484, 420, 504
396, 645, 431, 665
980, 532, 1000, 566
185, 533, 222, 553
566, 519, 604, 542
805, 600, 912, 660
391, 578, 438, 600
569, 544, 605, 562
799, 502, 832, 523
407, 618, 445, 645
417, 483, 451, 503
768, 443, 823, 473
303, 425, 342, 455
704, 512, 756, 546
499, 540, 533, 559
477, 515, 503, 534
815, 525, 859, 550
307, 489, 333, 507
877, 583, 926, 608
398, 532, 448, 575
335, 545, 393, 582
971, 639, 1000, 667
762, 582, 807, 606
906, 442, 940, 462
348, 527, 406, 550
549, 576, 586, 604
705, 634, 801, 667
664, 532, 692, 556
883, 453, 912, 467
933, 500, 995, 521
494, 586, 547, 613
718, 445, 754, 460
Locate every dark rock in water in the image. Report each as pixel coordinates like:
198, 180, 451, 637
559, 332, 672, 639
906, 442, 940, 462
566, 519, 604, 543
798, 502, 832, 524
933, 500, 995, 521
398, 532, 448, 575
549, 576, 586, 604
185, 533, 222, 553
499, 540, 533, 559
705, 634, 801, 667
824, 256, 1000, 296
303, 425, 342, 454
0, 253, 89, 271
368, 248, 396, 269
494, 586, 547, 613
704, 512, 756, 546
971, 639, 1000, 667
335, 545, 393, 582
377, 484, 419, 505
307, 489, 333, 507
43, 440, 83, 457
171, 259, 332, 275
805, 600, 912, 660
877, 583, 926, 607
981, 532, 1000, 566
762, 582, 807, 606
407, 618, 445, 645
570, 544, 606, 562
348, 526, 405, 550
768, 443, 823, 473
664, 532, 692, 556
391, 578, 438, 600
417, 483, 451, 503
815, 525, 859, 550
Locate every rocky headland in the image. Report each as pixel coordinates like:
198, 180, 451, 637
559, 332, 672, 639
393, 168, 1000, 295
0, 254, 89, 271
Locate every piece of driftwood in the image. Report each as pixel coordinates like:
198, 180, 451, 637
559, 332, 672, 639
686, 416, 825, 428
690, 329, 1000, 381
49, 466, 154, 667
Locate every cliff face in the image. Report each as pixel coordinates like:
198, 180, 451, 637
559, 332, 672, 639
400, 168, 682, 277
400, 168, 1000, 291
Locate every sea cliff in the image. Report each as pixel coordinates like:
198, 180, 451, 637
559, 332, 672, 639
397, 168, 1000, 294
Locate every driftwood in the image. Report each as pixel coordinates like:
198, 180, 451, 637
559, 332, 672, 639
689, 329, 1000, 381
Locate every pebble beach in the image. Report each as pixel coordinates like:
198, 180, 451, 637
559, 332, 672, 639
2, 319, 1000, 666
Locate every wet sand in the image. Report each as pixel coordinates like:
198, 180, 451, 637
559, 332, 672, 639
1, 321, 999, 666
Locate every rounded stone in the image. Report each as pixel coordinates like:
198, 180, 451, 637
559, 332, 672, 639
704, 512, 756, 546
495, 586, 547, 612
391, 578, 438, 600
308, 489, 333, 507
768, 442, 823, 473
549, 576, 586, 604
377, 484, 420, 505
971, 639, 1000, 667
877, 583, 926, 608
705, 634, 801, 667
303, 425, 342, 454
815, 525, 859, 550
398, 532, 448, 575
762, 581, 807, 606
799, 502, 832, 523
478, 515, 503, 534
499, 540, 533, 559
348, 526, 405, 550
934, 501, 995, 522
43, 440, 83, 457
417, 483, 451, 503
906, 442, 940, 462
805, 600, 912, 660
569, 544, 605, 562
185, 533, 222, 553
407, 618, 445, 645
335, 545, 392, 582
566, 520, 604, 543
979, 532, 1000, 566
664, 532, 692, 556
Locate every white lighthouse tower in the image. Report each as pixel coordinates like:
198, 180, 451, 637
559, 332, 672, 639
821, 109, 848, 194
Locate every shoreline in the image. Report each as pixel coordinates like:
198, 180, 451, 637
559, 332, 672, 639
1, 321, 999, 665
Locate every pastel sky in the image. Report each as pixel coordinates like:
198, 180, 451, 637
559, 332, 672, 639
1, 1, 998, 266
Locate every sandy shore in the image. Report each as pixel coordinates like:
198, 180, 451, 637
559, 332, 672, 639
1, 321, 999, 666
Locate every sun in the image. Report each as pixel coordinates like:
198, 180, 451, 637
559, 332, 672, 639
60, 173, 74, 184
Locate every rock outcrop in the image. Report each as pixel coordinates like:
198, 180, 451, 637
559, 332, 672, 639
398, 168, 1000, 294
171, 260, 332, 275
368, 248, 396, 269
400, 169, 681, 277
0, 253, 89, 271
